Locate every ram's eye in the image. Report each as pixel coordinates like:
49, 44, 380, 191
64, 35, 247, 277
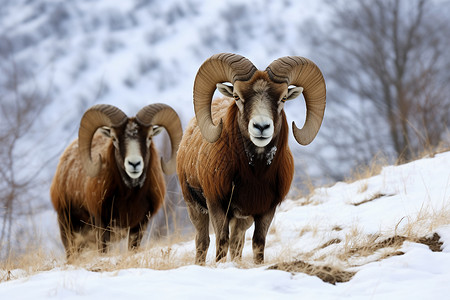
233, 95, 240, 101
281, 96, 287, 103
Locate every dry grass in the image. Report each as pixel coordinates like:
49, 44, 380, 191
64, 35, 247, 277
266, 178, 450, 284
78, 245, 195, 273
345, 152, 390, 184
333, 202, 449, 266
345, 147, 450, 185
2, 149, 449, 285
2, 206, 448, 285
267, 229, 444, 284
0, 229, 196, 283
0, 247, 61, 282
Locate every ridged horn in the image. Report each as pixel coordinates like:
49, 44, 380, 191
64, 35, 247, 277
136, 103, 182, 175
266, 57, 326, 145
194, 53, 257, 143
78, 104, 128, 177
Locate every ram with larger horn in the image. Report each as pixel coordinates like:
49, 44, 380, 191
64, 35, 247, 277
177, 53, 326, 264
50, 103, 182, 259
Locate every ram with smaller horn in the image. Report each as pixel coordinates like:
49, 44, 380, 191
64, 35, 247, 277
177, 53, 326, 264
50, 103, 182, 258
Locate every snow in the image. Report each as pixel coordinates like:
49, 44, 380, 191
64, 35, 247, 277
1, 0, 450, 298
1, 151, 450, 299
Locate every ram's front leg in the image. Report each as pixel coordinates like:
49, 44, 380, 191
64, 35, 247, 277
128, 220, 149, 250
95, 217, 110, 253
57, 212, 76, 259
252, 206, 276, 264
208, 200, 230, 262
229, 216, 253, 261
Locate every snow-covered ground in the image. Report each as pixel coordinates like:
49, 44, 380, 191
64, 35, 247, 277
1, 1, 450, 298
1, 151, 449, 299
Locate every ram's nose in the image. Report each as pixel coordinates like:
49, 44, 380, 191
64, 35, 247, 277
125, 156, 144, 178
248, 116, 274, 147
253, 122, 271, 134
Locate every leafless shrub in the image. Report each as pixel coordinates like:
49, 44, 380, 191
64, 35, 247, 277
302, 0, 450, 177
0, 40, 52, 259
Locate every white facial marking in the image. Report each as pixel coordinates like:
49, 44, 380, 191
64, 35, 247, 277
124, 140, 143, 179
246, 79, 275, 147
248, 115, 274, 147
248, 90, 274, 147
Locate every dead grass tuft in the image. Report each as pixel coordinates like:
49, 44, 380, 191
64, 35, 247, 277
0, 229, 196, 283
65, 233, 196, 273
348, 235, 407, 256
346, 153, 390, 184
269, 231, 443, 284
319, 238, 341, 249
0, 247, 62, 283
340, 233, 442, 263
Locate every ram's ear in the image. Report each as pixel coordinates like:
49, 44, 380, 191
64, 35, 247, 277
151, 125, 164, 137
286, 86, 304, 101
216, 83, 234, 98
99, 126, 112, 137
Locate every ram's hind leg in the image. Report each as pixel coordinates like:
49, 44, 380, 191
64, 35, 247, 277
229, 216, 253, 261
252, 207, 276, 264
186, 204, 210, 265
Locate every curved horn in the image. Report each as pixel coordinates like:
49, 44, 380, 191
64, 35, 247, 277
136, 103, 182, 175
266, 57, 326, 145
78, 104, 128, 177
194, 53, 257, 143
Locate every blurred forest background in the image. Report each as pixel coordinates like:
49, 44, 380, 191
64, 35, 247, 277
0, 0, 449, 259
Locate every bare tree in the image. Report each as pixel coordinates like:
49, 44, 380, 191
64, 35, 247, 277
302, 0, 450, 176
0, 40, 51, 257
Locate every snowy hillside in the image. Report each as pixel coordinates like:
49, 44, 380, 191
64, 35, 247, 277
0, 0, 329, 184
1, 0, 333, 254
1, 151, 449, 299
0, 2, 343, 257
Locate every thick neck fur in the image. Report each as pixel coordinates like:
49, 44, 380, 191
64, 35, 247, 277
220, 102, 291, 215
101, 143, 163, 227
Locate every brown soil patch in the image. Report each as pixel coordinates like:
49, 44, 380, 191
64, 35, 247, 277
271, 233, 443, 284
347, 233, 442, 256
268, 260, 355, 284
352, 193, 394, 206
416, 233, 443, 252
